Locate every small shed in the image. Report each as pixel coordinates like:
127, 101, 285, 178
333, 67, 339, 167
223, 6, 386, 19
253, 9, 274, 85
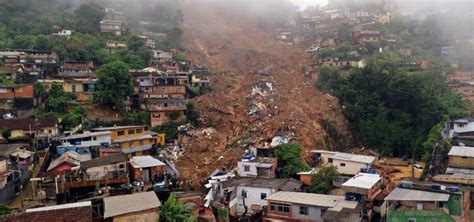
103, 191, 161, 221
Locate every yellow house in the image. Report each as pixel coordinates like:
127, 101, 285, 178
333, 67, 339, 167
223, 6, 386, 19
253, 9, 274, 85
38, 79, 96, 102
92, 126, 165, 157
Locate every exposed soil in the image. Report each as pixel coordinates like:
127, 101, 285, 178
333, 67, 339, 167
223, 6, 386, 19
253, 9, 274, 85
175, 1, 353, 186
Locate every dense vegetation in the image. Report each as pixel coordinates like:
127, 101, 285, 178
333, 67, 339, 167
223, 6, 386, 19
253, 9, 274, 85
308, 167, 339, 194
274, 143, 310, 177
316, 54, 467, 159
159, 194, 195, 222
95, 61, 134, 110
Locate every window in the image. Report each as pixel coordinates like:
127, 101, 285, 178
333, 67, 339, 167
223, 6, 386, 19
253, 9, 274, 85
128, 129, 135, 135
328, 158, 333, 163
453, 196, 460, 201
244, 165, 250, 172
408, 218, 416, 222
117, 131, 125, 136
260, 193, 267, 200
299, 206, 308, 215
136, 128, 143, 134
340, 163, 346, 167
140, 140, 144, 146
271, 203, 290, 213
119, 164, 125, 169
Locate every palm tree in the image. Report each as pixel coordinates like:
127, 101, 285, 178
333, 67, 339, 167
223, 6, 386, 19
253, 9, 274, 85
159, 194, 196, 222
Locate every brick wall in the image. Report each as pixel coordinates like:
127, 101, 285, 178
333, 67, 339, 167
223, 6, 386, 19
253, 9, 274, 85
0, 205, 92, 222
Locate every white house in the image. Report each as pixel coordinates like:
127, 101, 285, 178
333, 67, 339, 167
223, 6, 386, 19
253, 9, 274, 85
265, 191, 360, 222
53, 30, 73, 36
61, 131, 112, 147
231, 178, 302, 216
237, 157, 277, 178
444, 118, 474, 138
312, 150, 376, 175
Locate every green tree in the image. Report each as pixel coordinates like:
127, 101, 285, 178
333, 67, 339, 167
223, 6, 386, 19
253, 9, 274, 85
185, 103, 200, 127
326, 53, 467, 157
45, 82, 68, 114
95, 61, 133, 110
0, 204, 11, 215
74, 3, 105, 34
62, 107, 85, 130
34, 35, 52, 51
159, 194, 195, 222
308, 167, 339, 194
316, 66, 341, 94
12, 35, 35, 49
151, 120, 185, 141
1, 128, 11, 140
33, 82, 44, 104
274, 143, 310, 177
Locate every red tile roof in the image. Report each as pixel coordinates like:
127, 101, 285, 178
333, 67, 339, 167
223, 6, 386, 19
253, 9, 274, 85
0, 118, 57, 131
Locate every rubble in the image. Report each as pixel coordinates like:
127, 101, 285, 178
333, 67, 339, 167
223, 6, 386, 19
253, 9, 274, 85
175, 1, 353, 187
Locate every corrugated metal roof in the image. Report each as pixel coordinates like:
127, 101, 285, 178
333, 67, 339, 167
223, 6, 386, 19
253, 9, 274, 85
104, 191, 161, 218
130, 156, 165, 168
342, 173, 381, 189
331, 153, 375, 164
448, 146, 474, 157
384, 187, 450, 202
266, 191, 343, 208
446, 167, 474, 174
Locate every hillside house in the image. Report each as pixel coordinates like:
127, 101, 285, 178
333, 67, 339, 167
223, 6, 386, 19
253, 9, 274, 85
57, 62, 95, 78
0, 49, 57, 66
138, 36, 156, 49
312, 150, 376, 176
129, 155, 166, 182
103, 192, 161, 221
448, 71, 472, 83
46, 151, 83, 175
237, 157, 278, 178
99, 20, 126, 36
342, 173, 382, 201
79, 154, 128, 181
445, 118, 474, 138
190, 66, 211, 88
297, 168, 319, 186
447, 146, 474, 174
264, 191, 360, 222
440, 46, 455, 55
352, 30, 380, 45
384, 183, 468, 222
0, 118, 58, 140
219, 177, 303, 217
38, 78, 96, 101
60, 131, 112, 147
151, 50, 173, 65
92, 126, 164, 157
52, 30, 73, 36
0, 84, 34, 112
106, 41, 127, 53
143, 99, 187, 127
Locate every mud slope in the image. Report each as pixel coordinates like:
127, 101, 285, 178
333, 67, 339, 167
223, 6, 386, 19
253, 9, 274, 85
176, 1, 352, 184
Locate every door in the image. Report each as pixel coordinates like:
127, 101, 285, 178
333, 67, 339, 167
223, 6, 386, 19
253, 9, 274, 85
142, 168, 150, 182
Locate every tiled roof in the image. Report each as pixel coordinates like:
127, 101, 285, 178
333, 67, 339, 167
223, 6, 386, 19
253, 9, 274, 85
0, 117, 57, 131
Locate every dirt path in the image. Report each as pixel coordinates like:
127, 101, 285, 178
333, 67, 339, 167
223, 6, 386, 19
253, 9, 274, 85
175, 1, 352, 185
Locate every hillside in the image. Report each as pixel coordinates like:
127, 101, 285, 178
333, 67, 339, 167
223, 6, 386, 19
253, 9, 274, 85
175, 1, 353, 184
